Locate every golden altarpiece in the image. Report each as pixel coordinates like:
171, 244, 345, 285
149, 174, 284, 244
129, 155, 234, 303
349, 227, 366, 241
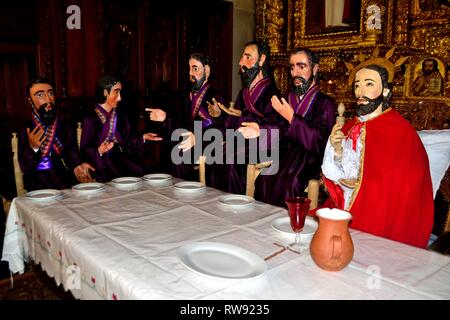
256, 0, 450, 237
255, 0, 450, 130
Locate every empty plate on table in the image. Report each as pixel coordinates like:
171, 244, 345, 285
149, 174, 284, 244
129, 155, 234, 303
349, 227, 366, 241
143, 173, 172, 186
26, 189, 62, 202
177, 242, 267, 280
111, 177, 142, 190
173, 181, 205, 192
271, 216, 318, 239
72, 182, 105, 195
218, 195, 254, 209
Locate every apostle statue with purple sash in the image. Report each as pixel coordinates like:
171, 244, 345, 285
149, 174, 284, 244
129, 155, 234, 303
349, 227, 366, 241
19, 77, 95, 191
210, 41, 284, 194
255, 48, 336, 206
80, 76, 162, 182
146, 53, 225, 181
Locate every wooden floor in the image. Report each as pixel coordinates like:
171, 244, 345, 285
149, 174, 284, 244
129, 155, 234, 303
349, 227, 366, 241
0, 263, 75, 300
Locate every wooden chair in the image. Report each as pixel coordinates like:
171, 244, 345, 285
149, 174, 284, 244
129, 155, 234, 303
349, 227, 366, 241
245, 159, 320, 210
11, 133, 26, 197
244, 103, 347, 206
198, 155, 206, 186
76, 122, 82, 149
245, 161, 273, 198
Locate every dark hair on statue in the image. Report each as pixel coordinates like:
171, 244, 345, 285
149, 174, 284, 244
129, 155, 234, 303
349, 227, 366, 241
360, 64, 392, 110
422, 58, 438, 71
245, 40, 270, 77
291, 48, 319, 66
26, 77, 55, 97
189, 53, 211, 68
95, 76, 121, 104
291, 47, 320, 81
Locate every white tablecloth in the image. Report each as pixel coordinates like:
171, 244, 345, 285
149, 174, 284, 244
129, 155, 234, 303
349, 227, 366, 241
2, 179, 450, 300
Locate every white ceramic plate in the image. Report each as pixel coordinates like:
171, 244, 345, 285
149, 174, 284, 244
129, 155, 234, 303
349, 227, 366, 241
173, 181, 205, 192
72, 182, 105, 195
177, 242, 267, 280
271, 216, 318, 238
26, 189, 62, 201
143, 173, 172, 186
111, 177, 142, 190
218, 195, 255, 208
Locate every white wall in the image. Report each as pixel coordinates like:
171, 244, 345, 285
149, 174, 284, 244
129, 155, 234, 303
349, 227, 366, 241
224, 0, 255, 102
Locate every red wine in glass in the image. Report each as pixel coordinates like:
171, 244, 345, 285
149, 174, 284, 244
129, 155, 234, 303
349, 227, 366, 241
285, 196, 311, 252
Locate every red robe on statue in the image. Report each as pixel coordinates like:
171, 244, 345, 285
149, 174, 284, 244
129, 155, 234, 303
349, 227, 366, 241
323, 108, 434, 248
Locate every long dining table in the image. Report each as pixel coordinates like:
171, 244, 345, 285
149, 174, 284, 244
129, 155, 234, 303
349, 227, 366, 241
2, 176, 450, 300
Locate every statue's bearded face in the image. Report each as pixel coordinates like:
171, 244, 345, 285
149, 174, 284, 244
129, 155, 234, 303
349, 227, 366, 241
422, 60, 436, 76
189, 58, 206, 92
240, 64, 260, 88
290, 51, 315, 96
29, 83, 57, 125
354, 68, 386, 116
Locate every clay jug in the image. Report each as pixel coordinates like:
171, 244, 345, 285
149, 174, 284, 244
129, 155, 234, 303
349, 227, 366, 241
310, 208, 354, 271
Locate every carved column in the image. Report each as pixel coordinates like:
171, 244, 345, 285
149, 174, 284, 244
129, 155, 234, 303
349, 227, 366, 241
255, 0, 265, 42
256, 0, 290, 94
265, 0, 285, 53
394, 0, 411, 47
292, 0, 303, 49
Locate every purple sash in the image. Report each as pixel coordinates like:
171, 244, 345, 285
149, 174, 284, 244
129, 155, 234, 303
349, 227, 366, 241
190, 82, 214, 128
36, 156, 53, 171
95, 105, 123, 146
242, 77, 271, 118
288, 84, 319, 117
31, 110, 62, 158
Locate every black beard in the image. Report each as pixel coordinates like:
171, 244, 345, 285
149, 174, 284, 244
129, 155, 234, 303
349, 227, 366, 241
38, 103, 57, 126
240, 64, 260, 88
191, 75, 206, 92
422, 69, 434, 76
356, 94, 384, 116
292, 76, 313, 96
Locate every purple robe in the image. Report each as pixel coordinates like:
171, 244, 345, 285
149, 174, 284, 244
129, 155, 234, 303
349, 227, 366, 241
254, 88, 336, 207
169, 82, 225, 183
80, 105, 146, 182
18, 113, 82, 191
212, 77, 284, 194
188, 82, 225, 130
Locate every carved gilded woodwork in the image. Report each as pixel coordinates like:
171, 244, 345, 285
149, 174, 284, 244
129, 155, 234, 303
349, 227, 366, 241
255, 0, 450, 130
265, 0, 285, 53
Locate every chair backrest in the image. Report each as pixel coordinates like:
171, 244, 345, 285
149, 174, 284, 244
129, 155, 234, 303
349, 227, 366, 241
198, 155, 206, 186
77, 122, 82, 149
245, 161, 272, 198
244, 103, 347, 203
11, 133, 26, 196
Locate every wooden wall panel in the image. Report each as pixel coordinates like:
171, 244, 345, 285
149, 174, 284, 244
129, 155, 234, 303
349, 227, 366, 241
1, 0, 234, 121
64, 0, 100, 97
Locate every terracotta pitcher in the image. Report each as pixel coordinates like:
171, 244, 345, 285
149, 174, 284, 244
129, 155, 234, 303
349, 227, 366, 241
310, 208, 354, 271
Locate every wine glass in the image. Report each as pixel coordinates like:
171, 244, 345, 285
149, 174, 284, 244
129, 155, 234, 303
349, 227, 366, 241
285, 196, 311, 253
